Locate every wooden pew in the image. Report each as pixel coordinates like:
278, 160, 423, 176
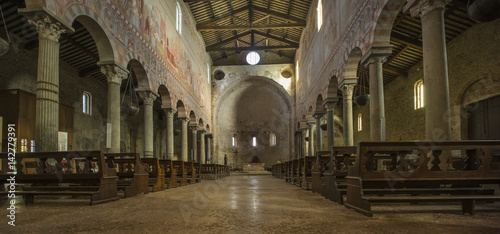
280, 163, 286, 180
345, 141, 500, 217
323, 147, 356, 204
104, 153, 149, 197
290, 159, 299, 185
201, 164, 217, 180
172, 161, 188, 186
0, 151, 119, 205
300, 156, 317, 190
311, 151, 331, 194
141, 158, 166, 191
193, 163, 201, 183
285, 161, 291, 182
185, 161, 195, 184
295, 159, 303, 187
159, 159, 177, 189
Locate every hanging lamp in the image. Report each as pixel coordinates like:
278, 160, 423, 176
0, 4, 11, 56
354, 66, 370, 106
120, 66, 140, 117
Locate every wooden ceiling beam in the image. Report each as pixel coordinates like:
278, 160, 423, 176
196, 6, 250, 27
207, 45, 298, 52
390, 31, 422, 50
197, 23, 306, 31
382, 65, 408, 77
251, 5, 306, 24
253, 31, 299, 46
206, 31, 252, 49
184, 0, 227, 2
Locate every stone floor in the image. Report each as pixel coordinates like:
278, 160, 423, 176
2, 173, 500, 233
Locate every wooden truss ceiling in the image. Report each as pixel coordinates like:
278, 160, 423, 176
185, 0, 312, 65
355, 0, 477, 96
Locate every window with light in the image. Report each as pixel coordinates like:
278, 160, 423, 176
176, 2, 182, 35
270, 133, 277, 146
83, 91, 92, 115
414, 80, 424, 109
358, 113, 362, 131
317, 0, 323, 31
252, 136, 257, 147
232, 134, 238, 147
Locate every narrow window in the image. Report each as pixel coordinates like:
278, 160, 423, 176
358, 113, 362, 131
30, 140, 35, 152
207, 63, 210, 83
317, 0, 323, 31
232, 134, 238, 147
252, 136, 257, 147
296, 61, 299, 81
270, 133, 277, 146
176, 2, 182, 35
83, 91, 92, 115
414, 80, 424, 109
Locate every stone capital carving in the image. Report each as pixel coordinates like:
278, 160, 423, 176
163, 108, 177, 118
101, 65, 128, 84
138, 90, 158, 106
180, 117, 190, 125
341, 84, 356, 100
408, 0, 452, 18
28, 16, 65, 42
205, 133, 214, 139
313, 111, 325, 119
363, 56, 387, 68
198, 129, 206, 134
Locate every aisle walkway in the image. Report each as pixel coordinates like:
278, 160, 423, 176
3, 173, 500, 233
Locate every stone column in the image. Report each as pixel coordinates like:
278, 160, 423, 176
100, 64, 128, 153
29, 17, 65, 152
300, 126, 308, 158
362, 47, 392, 141
138, 90, 158, 158
189, 124, 198, 162
340, 81, 356, 146
313, 112, 324, 152
199, 129, 206, 163
307, 119, 315, 155
180, 117, 190, 161
163, 108, 177, 160
323, 99, 339, 149
206, 134, 213, 163
409, 0, 452, 141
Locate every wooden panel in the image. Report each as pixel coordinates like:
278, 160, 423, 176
59, 104, 75, 151
468, 95, 500, 140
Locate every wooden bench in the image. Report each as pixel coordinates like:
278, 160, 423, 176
345, 141, 500, 217
284, 161, 291, 182
184, 161, 195, 184
104, 153, 149, 197
0, 151, 119, 205
323, 147, 356, 204
201, 164, 217, 180
300, 156, 317, 190
141, 158, 166, 192
290, 159, 299, 185
159, 159, 177, 189
311, 152, 331, 194
295, 159, 303, 187
172, 161, 188, 186
194, 163, 201, 183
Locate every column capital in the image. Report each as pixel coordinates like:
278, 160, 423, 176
137, 90, 159, 106
341, 84, 356, 99
205, 133, 214, 139
323, 97, 339, 109
406, 0, 452, 18
198, 129, 206, 134
28, 16, 66, 42
189, 124, 198, 131
100, 63, 128, 84
179, 117, 190, 124
361, 45, 393, 67
163, 108, 177, 118
313, 111, 325, 119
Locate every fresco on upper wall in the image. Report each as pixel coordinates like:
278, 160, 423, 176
294, 0, 389, 119
46, 0, 211, 123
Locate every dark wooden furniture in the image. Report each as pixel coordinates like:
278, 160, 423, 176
0, 151, 119, 205
300, 156, 316, 190
159, 159, 177, 189
193, 162, 201, 183
290, 159, 299, 185
311, 152, 331, 194
323, 147, 356, 204
104, 153, 149, 197
141, 158, 166, 191
185, 161, 195, 184
345, 141, 500, 217
172, 161, 188, 186
201, 164, 217, 180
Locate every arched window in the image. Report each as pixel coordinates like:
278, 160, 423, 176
270, 133, 277, 146
317, 0, 323, 31
83, 91, 92, 115
176, 2, 182, 35
252, 136, 257, 147
232, 134, 238, 147
414, 80, 424, 109
357, 113, 362, 131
